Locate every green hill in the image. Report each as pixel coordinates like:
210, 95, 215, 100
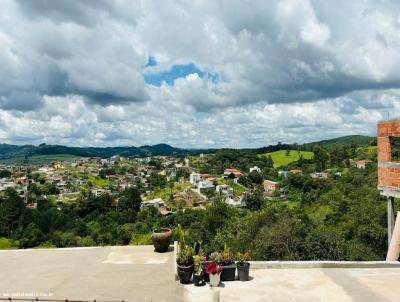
307, 135, 375, 148
260, 150, 314, 168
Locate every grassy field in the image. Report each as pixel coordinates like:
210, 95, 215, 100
260, 150, 314, 168
0, 153, 79, 164
87, 175, 111, 188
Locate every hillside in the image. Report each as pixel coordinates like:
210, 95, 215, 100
0, 134, 375, 164
306, 135, 375, 148
0, 143, 202, 163
260, 150, 314, 168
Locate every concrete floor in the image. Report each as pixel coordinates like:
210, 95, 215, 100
0, 245, 182, 302
2, 246, 400, 302
183, 268, 400, 302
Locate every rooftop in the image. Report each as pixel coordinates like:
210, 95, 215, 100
1, 246, 400, 302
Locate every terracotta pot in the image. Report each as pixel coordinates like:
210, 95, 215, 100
151, 228, 172, 252
177, 264, 194, 284
209, 273, 221, 287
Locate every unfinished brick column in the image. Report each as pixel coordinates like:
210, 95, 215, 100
378, 120, 400, 259
378, 120, 400, 196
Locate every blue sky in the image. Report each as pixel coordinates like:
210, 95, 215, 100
144, 59, 218, 86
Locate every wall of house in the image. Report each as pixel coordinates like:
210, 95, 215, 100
378, 120, 400, 197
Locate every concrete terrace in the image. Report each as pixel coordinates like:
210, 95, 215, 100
0, 245, 182, 302
1, 246, 400, 302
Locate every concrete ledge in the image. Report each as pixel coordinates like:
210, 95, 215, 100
250, 261, 400, 269
174, 241, 178, 280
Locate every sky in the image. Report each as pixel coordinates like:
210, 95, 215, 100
0, 0, 400, 148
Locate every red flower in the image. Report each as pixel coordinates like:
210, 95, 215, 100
205, 261, 222, 275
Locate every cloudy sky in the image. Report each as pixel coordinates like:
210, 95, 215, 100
0, 0, 400, 148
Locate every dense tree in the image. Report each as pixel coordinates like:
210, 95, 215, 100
119, 187, 141, 213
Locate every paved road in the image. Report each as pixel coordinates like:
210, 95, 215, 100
0, 245, 183, 302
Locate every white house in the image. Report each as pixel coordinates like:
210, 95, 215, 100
141, 198, 166, 210
198, 179, 214, 189
190, 172, 201, 185
249, 166, 261, 173
216, 184, 234, 197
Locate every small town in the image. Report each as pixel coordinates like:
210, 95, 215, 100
0, 151, 372, 213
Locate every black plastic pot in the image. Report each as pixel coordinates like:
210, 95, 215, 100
177, 264, 194, 284
220, 263, 236, 281
193, 272, 205, 286
201, 261, 210, 282
237, 262, 250, 281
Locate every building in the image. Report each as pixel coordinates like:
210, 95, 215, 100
216, 184, 234, 197
141, 198, 165, 210
189, 172, 201, 185
378, 120, 400, 197
224, 168, 243, 178
290, 169, 303, 174
198, 179, 214, 189
350, 159, 371, 169
310, 172, 330, 179
278, 170, 289, 178
249, 166, 261, 173
263, 180, 279, 192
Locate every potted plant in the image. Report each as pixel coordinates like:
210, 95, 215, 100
151, 228, 172, 252
193, 255, 206, 286
176, 241, 194, 284
236, 252, 251, 281
205, 252, 222, 287
219, 244, 236, 281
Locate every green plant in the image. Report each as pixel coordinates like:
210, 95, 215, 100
235, 251, 251, 263
177, 241, 194, 266
193, 255, 202, 275
176, 224, 194, 267
220, 244, 233, 265
210, 251, 221, 263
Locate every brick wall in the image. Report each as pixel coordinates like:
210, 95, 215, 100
378, 120, 400, 196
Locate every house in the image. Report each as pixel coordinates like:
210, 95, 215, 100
278, 170, 289, 178
190, 172, 201, 185
350, 159, 371, 169
198, 179, 214, 189
60, 192, 80, 200
225, 195, 245, 207
310, 172, 330, 179
53, 162, 64, 169
224, 168, 243, 178
249, 166, 261, 173
216, 184, 234, 197
159, 207, 174, 216
92, 188, 111, 196
263, 180, 279, 192
290, 169, 303, 175
141, 198, 165, 210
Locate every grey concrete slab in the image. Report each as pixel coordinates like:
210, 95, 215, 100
0, 245, 183, 302
183, 268, 400, 302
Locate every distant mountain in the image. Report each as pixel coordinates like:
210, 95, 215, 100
306, 135, 376, 147
0, 134, 376, 163
0, 143, 205, 162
